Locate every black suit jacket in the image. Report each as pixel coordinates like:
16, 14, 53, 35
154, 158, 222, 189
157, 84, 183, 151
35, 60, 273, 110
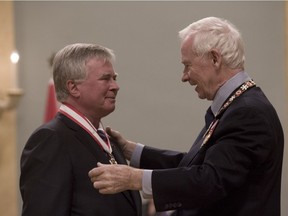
20, 113, 142, 216
140, 87, 284, 216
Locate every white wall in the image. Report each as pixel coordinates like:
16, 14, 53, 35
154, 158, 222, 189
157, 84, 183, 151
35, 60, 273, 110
15, 1, 287, 215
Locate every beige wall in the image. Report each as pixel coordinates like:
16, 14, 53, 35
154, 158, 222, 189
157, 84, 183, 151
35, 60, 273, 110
0, 1, 284, 216
284, 2, 288, 215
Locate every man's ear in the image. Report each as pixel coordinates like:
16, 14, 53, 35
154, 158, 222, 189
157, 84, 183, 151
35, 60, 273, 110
66, 80, 80, 97
210, 49, 221, 67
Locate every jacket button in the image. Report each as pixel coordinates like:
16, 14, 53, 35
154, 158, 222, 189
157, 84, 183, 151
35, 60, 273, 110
176, 202, 182, 207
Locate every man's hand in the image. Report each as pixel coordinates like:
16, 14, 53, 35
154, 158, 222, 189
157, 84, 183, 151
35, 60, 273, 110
88, 162, 143, 194
106, 127, 137, 160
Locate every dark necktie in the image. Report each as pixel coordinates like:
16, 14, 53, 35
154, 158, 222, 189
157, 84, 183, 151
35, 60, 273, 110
205, 107, 214, 129
97, 129, 108, 143
97, 129, 119, 164
178, 106, 214, 166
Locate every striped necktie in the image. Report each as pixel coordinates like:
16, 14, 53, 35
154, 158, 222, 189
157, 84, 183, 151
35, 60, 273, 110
97, 129, 108, 143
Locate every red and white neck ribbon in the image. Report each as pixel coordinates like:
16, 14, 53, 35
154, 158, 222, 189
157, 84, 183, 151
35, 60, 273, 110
59, 103, 112, 154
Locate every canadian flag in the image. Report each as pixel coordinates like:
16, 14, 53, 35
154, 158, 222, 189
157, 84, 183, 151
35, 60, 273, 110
44, 78, 59, 122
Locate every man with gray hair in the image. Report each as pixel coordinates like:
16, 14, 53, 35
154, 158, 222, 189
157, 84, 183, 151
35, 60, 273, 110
89, 17, 284, 216
20, 43, 142, 216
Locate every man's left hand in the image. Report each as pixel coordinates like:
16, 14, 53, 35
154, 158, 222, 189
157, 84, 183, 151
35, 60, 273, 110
88, 162, 143, 194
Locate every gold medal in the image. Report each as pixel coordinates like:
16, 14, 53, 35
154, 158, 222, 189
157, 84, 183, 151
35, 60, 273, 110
108, 153, 117, 164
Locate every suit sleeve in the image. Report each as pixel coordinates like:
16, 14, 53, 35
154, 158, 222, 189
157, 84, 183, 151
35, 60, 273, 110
144, 105, 276, 211
140, 147, 185, 169
20, 128, 73, 216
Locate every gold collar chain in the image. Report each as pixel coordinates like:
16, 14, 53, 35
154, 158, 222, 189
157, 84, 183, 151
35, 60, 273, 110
201, 79, 256, 148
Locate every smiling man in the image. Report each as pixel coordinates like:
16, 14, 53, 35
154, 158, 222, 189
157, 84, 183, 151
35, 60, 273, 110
20, 43, 142, 216
88, 17, 284, 216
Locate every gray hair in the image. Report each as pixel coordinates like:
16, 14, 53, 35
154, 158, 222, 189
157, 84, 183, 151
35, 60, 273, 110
53, 43, 115, 102
179, 17, 245, 69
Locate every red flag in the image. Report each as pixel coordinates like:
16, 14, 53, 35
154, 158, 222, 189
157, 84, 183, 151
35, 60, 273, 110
44, 78, 58, 122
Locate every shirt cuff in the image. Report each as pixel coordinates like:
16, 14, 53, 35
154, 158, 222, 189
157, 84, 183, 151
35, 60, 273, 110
130, 143, 144, 168
130, 143, 153, 198
142, 169, 153, 199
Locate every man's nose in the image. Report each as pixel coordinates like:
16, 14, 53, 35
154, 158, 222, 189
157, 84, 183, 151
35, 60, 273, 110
111, 80, 120, 91
181, 72, 189, 82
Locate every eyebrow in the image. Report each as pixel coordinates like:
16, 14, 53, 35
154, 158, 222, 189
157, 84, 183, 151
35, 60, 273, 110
100, 72, 118, 78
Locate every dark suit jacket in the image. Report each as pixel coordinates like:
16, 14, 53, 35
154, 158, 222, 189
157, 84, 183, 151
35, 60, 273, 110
140, 87, 284, 216
20, 113, 142, 216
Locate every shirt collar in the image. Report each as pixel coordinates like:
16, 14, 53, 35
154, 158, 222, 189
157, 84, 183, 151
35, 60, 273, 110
211, 71, 251, 116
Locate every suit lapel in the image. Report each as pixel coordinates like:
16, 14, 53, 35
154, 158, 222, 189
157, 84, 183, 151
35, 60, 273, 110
58, 113, 108, 163
58, 113, 142, 216
178, 126, 207, 167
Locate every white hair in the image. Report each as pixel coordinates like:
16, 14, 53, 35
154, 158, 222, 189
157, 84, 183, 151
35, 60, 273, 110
179, 17, 245, 69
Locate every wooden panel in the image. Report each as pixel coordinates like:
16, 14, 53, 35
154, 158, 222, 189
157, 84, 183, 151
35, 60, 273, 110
0, 1, 19, 216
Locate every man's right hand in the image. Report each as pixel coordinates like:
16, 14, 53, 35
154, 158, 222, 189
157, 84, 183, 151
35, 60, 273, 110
106, 127, 136, 160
